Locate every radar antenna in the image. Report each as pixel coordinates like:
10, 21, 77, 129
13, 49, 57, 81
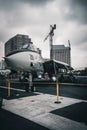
44, 24, 56, 60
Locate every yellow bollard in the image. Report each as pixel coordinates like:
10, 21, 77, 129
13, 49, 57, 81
55, 79, 61, 103
7, 79, 10, 97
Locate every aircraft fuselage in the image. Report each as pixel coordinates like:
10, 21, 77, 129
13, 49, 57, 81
5, 50, 44, 73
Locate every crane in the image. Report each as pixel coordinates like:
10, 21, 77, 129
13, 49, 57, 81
44, 24, 56, 60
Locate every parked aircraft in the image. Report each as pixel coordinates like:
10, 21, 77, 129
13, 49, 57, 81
4, 42, 73, 80
4, 43, 44, 78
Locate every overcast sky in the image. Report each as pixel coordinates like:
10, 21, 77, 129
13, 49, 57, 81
0, 0, 87, 69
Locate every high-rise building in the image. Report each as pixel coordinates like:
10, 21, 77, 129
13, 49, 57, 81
5, 34, 31, 56
53, 44, 71, 66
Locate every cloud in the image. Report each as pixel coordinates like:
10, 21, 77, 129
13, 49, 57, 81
0, 0, 87, 68
22, 0, 53, 5
0, 0, 53, 10
70, 0, 87, 8
0, 42, 4, 59
67, 0, 87, 24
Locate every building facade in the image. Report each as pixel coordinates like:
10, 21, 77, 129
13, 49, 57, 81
5, 34, 31, 56
53, 44, 71, 66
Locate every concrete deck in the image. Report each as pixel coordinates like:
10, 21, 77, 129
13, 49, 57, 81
2, 92, 87, 130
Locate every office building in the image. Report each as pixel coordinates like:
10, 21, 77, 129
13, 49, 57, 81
53, 44, 71, 66
5, 34, 31, 56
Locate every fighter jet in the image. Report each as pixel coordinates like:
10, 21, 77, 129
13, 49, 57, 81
4, 43, 44, 76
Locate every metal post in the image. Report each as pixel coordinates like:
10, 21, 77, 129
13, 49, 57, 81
7, 79, 10, 97
56, 79, 59, 102
50, 25, 53, 60
55, 79, 61, 103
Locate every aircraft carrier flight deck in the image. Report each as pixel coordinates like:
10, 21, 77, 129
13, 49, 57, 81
0, 77, 87, 130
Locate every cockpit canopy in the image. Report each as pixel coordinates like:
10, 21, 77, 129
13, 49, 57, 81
22, 43, 38, 52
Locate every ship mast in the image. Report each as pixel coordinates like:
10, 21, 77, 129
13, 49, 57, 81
44, 24, 56, 60
68, 40, 71, 66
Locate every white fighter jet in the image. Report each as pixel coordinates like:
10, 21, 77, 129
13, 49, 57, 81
4, 43, 44, 74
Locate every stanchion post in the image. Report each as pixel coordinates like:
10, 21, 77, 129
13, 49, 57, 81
55, 78, 61, 103
7, 79, 10, 97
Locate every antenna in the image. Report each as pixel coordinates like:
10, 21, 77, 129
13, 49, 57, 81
44, 24, 56, 60
68, 40, 71, 66
68, 40, 71, 49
